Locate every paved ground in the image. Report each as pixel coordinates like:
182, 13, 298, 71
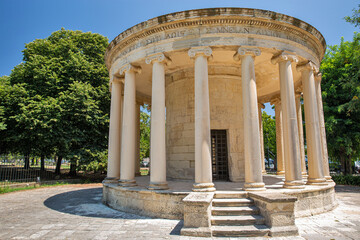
0, 184, 359, 240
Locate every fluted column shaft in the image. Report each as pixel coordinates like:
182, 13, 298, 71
188, 47, 215, 192
135, 103, 141, 176
315, 74, 332, 181
105, 78, 123, 183
258, 103, 266, 174
235, 47, 265, 191
272, 99, 285, 175
295, 94, 307, 175
298, 61, 326, 185
146, 53, 170, 190
119, 64, 141, 187
272, 52, 304, 189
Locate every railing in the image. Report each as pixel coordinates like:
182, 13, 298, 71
0, 155, 70, 187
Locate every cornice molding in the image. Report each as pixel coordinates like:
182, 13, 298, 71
105, 9, 326, 69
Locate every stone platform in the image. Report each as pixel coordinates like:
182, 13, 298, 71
103, 175, 337, 237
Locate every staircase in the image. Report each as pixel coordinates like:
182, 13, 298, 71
211, 191, 270, 237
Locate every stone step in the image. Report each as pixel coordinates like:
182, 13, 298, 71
212, 225, 270, 237
214, 191, 248, 199
211, 215, 265, 226
211, 206, 260, 216
212, 198, 254, 207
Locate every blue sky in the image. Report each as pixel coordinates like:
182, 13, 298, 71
1, 0, 358, 114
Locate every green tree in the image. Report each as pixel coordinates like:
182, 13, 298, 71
345, 4, 360, 28
140, 106, 150, 163
0, 76, 10, 131
1, 29, 110, 174
320, 33, 360, 174
0, 76, 29, 155
262, 111, 277, 168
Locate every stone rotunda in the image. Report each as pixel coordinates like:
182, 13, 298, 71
102, 8, 336, 237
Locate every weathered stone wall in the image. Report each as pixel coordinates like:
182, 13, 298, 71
165, 65, 245, 181
289, 183, 338, 217
103, 184, 187, 219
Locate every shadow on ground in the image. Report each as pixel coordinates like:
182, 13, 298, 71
43, 187, 151, 219
335, 185, 360, 193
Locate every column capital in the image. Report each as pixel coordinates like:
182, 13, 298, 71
295, 91, 303, 98
233, 46, 261, 61
119, 64, 142, 75
258, 103, 265, 109
270, 97, 281, 106
109, 76, 124, 93
314, 72, 322, 81
295, 85, 303, 98
296, 60, 319, 73
271, 51, 298, 64
295, 85, 303, 93
188, 46, 213, 59
145, 52, 172, 66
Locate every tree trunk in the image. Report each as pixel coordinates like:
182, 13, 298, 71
40, 155, 45, 171
55, 156, 62, 175
346, 155, 352, 175
69, 160, 77, 177
340, 152, 353, 175
340, 153, 345, 174
24, 154, 30, 169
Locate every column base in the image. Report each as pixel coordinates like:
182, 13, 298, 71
244, 182, 266, 191
301, 171, 308, 175
283, 180, 305, 189
276, 171, 285, 175
102, 177, 119, 184
192, 183, 216, 192
262, 170, 267, 174
148, 181, 169, 190
118, 179, 137, 187
325, 176, 333, 182
306, 177, 327, 185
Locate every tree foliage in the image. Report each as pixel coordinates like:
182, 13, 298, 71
345, 4, 360, 28
140, 106, 151, 162
262, 111, 277, 164
0, 29, 110, 174
320, 33, 360, 174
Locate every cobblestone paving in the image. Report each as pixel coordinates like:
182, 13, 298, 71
0, 184, 359, 240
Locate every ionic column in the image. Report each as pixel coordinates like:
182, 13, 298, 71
295, 92, 307, 176
104, 77, 123, 183
188, 47, 215, 192
297, 61, 326, 185
135, 102, 141, 177
234, 47, 265, 191
271, 52, 304, 189
271, 98, 285, 175
146, 53, 171, 190
314, 73, 332, 181
258, 103, 266, 174
118, 64, 141, 187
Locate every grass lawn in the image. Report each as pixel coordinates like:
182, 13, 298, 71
0, 182, 70, 194
140, 168, 149, 176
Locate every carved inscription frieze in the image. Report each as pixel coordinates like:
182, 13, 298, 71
112, 24, 319, 61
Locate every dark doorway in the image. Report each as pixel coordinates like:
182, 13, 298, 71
211, 130, 229, 181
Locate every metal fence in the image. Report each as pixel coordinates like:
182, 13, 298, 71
0, 155, 69, 187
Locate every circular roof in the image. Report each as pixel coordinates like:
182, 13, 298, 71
105, 8, 326, 69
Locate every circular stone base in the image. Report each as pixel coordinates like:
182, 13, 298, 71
192, 183, 216, 192
118, 179, 137, 187
148, 182, 169, 190
103, 176, 337, 220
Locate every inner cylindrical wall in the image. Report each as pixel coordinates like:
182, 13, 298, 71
165, 66, 245, 181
